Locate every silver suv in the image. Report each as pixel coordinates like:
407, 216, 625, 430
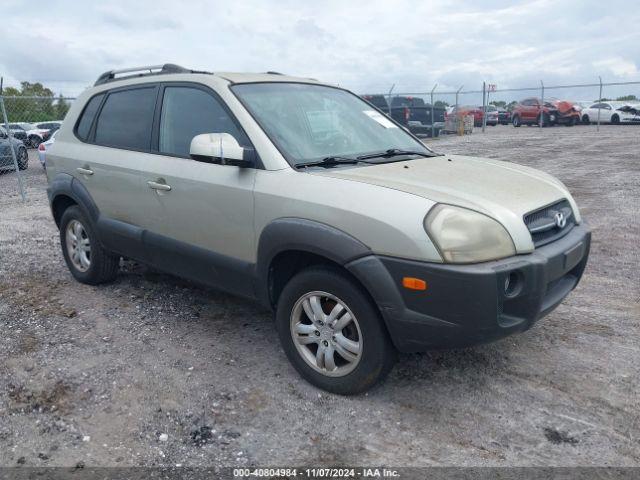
46, 64, 590, 394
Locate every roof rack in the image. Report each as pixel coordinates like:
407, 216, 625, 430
94, 64, 210, 86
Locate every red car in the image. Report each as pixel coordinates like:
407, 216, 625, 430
512, 97, 580, 127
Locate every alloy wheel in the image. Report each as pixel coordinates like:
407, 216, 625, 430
290, 291, 362, 377
65, 219, 91, 272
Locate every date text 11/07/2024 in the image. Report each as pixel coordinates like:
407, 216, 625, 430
233, 467, 401, 478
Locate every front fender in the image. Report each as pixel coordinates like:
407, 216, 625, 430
254, 217, 371, 305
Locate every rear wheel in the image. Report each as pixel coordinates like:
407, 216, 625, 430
512, 115, 521, 127
60, 206, 120, 285
276, 266, 396, 395
611, 114, 620, 125
17, 147, 28, 170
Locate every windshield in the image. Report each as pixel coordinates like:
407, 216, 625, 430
232, 83, 433, 166
19, 123, 36, 130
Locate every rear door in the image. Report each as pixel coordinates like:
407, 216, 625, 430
70, 85, 159, 260
134, 83, 257, 294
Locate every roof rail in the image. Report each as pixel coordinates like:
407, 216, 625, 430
94, 64, 209, 86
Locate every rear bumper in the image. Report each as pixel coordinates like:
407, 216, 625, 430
347, 224, 590, 352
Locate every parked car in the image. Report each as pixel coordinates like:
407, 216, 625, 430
38, 130, 58, 170
361, 95, 390, 115
485, 105, 498, 126
447, 105, 484, 127
36, 120, 63, 134
617, 104, 640, 123
0, 127, 29, 171
10, 122, 51, 147
388, 96, 445, 137
581, 102, 640, 124
511, 98, 580, 127
497, 108, 511, 125
47, 64, 590, 394
1, 123, 28, 143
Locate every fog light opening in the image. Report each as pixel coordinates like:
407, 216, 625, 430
504, 272, 520, 297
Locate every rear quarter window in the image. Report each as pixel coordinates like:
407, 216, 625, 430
75, 94, 105, 141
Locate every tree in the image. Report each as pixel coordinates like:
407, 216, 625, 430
2, 81, 62, 122
434, 100, 449, 108
490, 100, 506, 108
506, 101, 518, 111
616, 94, 637, 101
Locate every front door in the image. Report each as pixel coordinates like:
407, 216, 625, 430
135, 84, 257, 295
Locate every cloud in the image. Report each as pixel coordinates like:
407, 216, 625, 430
0, 0, 638, 101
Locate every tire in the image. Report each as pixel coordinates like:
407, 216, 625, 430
565, 116, 577, 127
28, 136, 41, 148
537, 113, 550, 127
17, 147, 28, 170
611, 114, 620, 125
582, 114, 590, 125
59, 205, 120, 285
276, 266, 396, 395
512, 115, 521, 127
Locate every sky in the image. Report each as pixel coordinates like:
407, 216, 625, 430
1, 0, 639, 103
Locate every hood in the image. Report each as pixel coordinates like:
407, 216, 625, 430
548, 100, 574, 113
311, 154, 581, 253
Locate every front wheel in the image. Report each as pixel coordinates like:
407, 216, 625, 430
276, 266, 396, 395
28, 136, 41, 148
512, 115, 521, 127
582, 114, 590, 125
611, 114, 620, 125
537, 113, 550, 127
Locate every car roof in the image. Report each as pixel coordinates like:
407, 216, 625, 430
213, 72, 323, 85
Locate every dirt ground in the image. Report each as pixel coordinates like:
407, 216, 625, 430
0, 124, 638, 468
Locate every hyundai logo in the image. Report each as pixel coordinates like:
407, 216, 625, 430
554, 212, 567, 228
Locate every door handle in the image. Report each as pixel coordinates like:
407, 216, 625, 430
76, 167, 94, 175
147, 181, 171, 191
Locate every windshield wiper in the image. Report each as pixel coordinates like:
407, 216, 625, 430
357, 148, 439, 161
295, 156, 363, 169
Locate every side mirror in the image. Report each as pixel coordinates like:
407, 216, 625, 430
189, 133, 255, 168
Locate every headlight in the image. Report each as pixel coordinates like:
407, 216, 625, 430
424, 204, 516, 263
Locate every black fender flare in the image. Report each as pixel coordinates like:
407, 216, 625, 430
47, 173, 100, 226
254, 218, 371, 305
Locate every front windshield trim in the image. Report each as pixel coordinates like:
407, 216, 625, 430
229, 81, 438, 169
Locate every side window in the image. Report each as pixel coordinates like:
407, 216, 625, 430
94, 87, 157, 150
159, 86, 248, 157
76, 94, 105, 141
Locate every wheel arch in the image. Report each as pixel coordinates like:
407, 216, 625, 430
255, 218, 372, 308
48, 173, 100, 228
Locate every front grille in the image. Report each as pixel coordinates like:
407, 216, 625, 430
524, 199, 575, 247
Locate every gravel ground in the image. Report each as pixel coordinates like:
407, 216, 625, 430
0, 125, 638, 468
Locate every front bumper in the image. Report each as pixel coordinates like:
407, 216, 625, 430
347, 224, 590, 352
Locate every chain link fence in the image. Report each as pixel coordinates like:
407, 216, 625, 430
0, 81, 76, 199
362, 79, 640, 136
